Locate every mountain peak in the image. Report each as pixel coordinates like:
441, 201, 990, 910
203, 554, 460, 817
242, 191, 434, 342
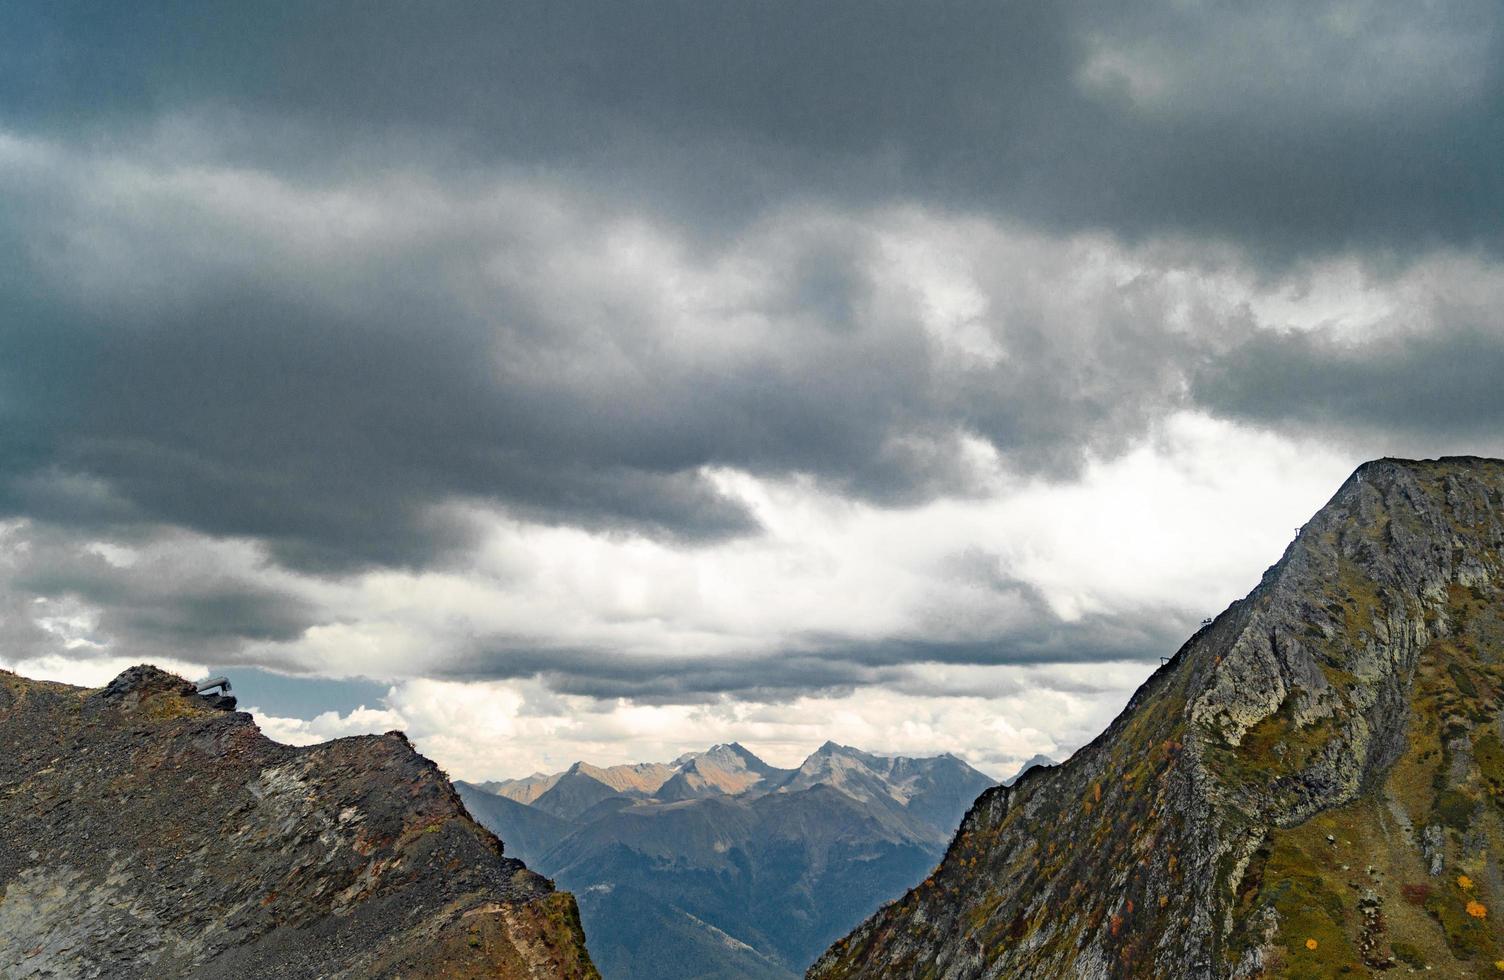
806, 740, 863, 764
1002, 753, 1055, 787
812, 457, 1504, 978
0, 666, 597, 978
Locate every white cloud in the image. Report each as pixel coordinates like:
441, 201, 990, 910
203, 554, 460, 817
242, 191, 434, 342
244, 660, 1154, 783
251, 704, 406, 747
0, 653, 209, 690
229, 409, 1348, 676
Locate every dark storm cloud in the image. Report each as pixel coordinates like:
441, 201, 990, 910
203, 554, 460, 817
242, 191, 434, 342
1197, 322, 1504, 443
0, 523, 318, 664
439, 595, 1189, 703
0, 138, 1223, 571
3, 1, 1500, 257
0, 184, 764, 570
1, 0, 1498, 573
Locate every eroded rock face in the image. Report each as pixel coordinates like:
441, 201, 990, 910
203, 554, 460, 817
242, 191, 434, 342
810, 457, 1504, 978
0, 665, 599, 979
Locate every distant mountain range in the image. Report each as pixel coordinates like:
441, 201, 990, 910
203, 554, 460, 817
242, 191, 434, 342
458, 741, 999, 979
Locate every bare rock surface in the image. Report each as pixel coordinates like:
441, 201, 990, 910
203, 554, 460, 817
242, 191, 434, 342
0, 665, 598, 979
810, 457, 1504, 978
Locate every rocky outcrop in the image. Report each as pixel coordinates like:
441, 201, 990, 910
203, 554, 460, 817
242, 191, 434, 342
810, 457, 1504, 978
0, 665, 599, 979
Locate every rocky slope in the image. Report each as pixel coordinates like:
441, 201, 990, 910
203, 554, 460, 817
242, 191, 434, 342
0, 665, 598, 980
461, 742, 995, 980
810, 456, 1504, 979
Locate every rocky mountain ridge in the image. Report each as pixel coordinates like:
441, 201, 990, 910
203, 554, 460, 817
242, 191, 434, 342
0, 665, 598, 979
810, 457, 1504, 978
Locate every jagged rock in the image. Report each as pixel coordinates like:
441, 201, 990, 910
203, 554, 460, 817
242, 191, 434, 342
1422, 824, 1447, 877
810, 457, 1504, 978
0, 665, 599, 979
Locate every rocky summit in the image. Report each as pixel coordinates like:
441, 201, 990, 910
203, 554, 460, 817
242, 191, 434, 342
810, 457, 1504, 978
0, 665, 598, 979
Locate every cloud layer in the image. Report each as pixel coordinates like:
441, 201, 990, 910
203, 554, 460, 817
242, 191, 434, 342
1, 1, 1501, 776
7, 2, 1501, 254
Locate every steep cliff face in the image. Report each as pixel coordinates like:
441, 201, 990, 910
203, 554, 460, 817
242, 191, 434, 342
0, 665, 599, 980
810, 457, 1504, 979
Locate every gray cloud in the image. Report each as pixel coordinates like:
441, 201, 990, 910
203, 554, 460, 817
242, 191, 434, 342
1198, 324, 1504, 444
0, 140, 1233, 571
4, 1, 1499, 258
438, 596, 1189, 704
0, 175, 765, 569
0, 523, 318, 668
3, 1, 1499, 578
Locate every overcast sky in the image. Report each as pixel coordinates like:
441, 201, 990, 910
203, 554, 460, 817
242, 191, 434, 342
2, 1, 1501, 780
